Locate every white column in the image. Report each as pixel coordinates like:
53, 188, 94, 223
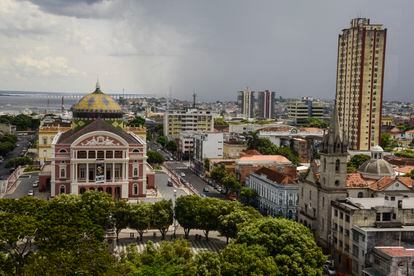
125, 161, 129, 181
112, 162, 115, 182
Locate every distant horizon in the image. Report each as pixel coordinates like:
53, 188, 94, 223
0, 89, 413, 104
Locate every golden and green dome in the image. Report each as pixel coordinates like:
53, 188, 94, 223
72, 83, 122, 113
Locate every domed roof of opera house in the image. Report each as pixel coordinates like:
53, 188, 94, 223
72, 82, 122, 113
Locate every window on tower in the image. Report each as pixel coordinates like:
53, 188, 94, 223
335, 159, 340, 172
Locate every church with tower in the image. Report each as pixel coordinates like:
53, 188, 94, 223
298, 108, 414, 249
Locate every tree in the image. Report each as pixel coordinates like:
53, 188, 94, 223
218, 208, 259, 243
214, 117, 229, 127
157, 135, 168, 148
305, 118, 329, 128
113, 200, 131, 240
0, 213, 38, 275
147, 150, 165, 165
36, 194, 104, 252
175, 195, 201, 238
246, 131, 260, 150
129, 203, 152, 241
204, 158, 211, 172
210, 164, 227, 183
23, 238, 118, 275
192, 251, 221, 276
80, 191, 115, 229
236, 217, 326, 275
406, 169, 414, 180
151, 200, 173, 240
196, 198, 236, 240
347, 154, 370, 172
0, 141, 15, 156
220, 243, 278, 275
221, 174, 241, 195
239, 187, 258, 207
120, 239, 194, 275
128, 116, 145, 127
166, 140, 177, 152
380, 133, 398, 150
5, 156, 33, 168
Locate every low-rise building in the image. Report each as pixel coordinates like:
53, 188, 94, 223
236, 154, 292, 183
223, 141, 247, 159
364, 246, 414, 276
247, 167, 298, 219
193, 132, 224, 174
331, 197, 414, 275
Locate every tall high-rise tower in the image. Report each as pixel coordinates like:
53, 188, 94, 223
257, 90, 275, 119
237, 87, 255, 119
335, 18, 386, 151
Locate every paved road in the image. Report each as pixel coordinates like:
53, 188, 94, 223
3, 172, 39, 199
155, 171, 187, 201
165, 161, 224, 199
0, 134, 33, 178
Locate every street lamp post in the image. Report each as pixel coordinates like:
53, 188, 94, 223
173, 189, 178, 238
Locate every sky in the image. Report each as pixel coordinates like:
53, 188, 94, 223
0, 0, 413, 102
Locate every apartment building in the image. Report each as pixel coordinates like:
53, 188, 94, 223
237, 88, 255, 119
287, 98, 325, 125
335, 18, 387, 150
163, 109, 214, 139
256, 90, 276, 119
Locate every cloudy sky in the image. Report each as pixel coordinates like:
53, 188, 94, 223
0, 0, 412, 101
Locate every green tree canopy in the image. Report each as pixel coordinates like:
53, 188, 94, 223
166, 140, 177, 152
175, 195, 202, 238
129, 203, 153, 241
235, 217, 326, 275
5, 156, 33, 168
347, 154, 370, 172
151, 200, 173, 240
147, 150, 165, 165
128, 116, 146, 127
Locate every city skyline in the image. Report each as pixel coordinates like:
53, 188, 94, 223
0, 1, 413, 102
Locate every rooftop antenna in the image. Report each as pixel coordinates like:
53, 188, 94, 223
192, 90, 196, 108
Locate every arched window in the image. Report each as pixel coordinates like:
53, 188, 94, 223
323, 158, 327, 172
358, 192, 363, 198
335, 159, 340, 172
59, 185, 66, 194
132, 149, 140, 153
133, 184, 138, 195
58, 149, 67, 153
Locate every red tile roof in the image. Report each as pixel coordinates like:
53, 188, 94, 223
254, 167, 297, 185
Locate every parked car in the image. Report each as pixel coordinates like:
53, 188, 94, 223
33, 180, 39, 188
0, 156, 3, 163
203, 186, 209, 193
27, 190, 34, 196
180, 172, 186, 177
167, 178, 173, 187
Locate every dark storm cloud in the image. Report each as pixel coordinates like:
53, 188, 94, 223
25, 0, 119, 18
22, 0, 414, 102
